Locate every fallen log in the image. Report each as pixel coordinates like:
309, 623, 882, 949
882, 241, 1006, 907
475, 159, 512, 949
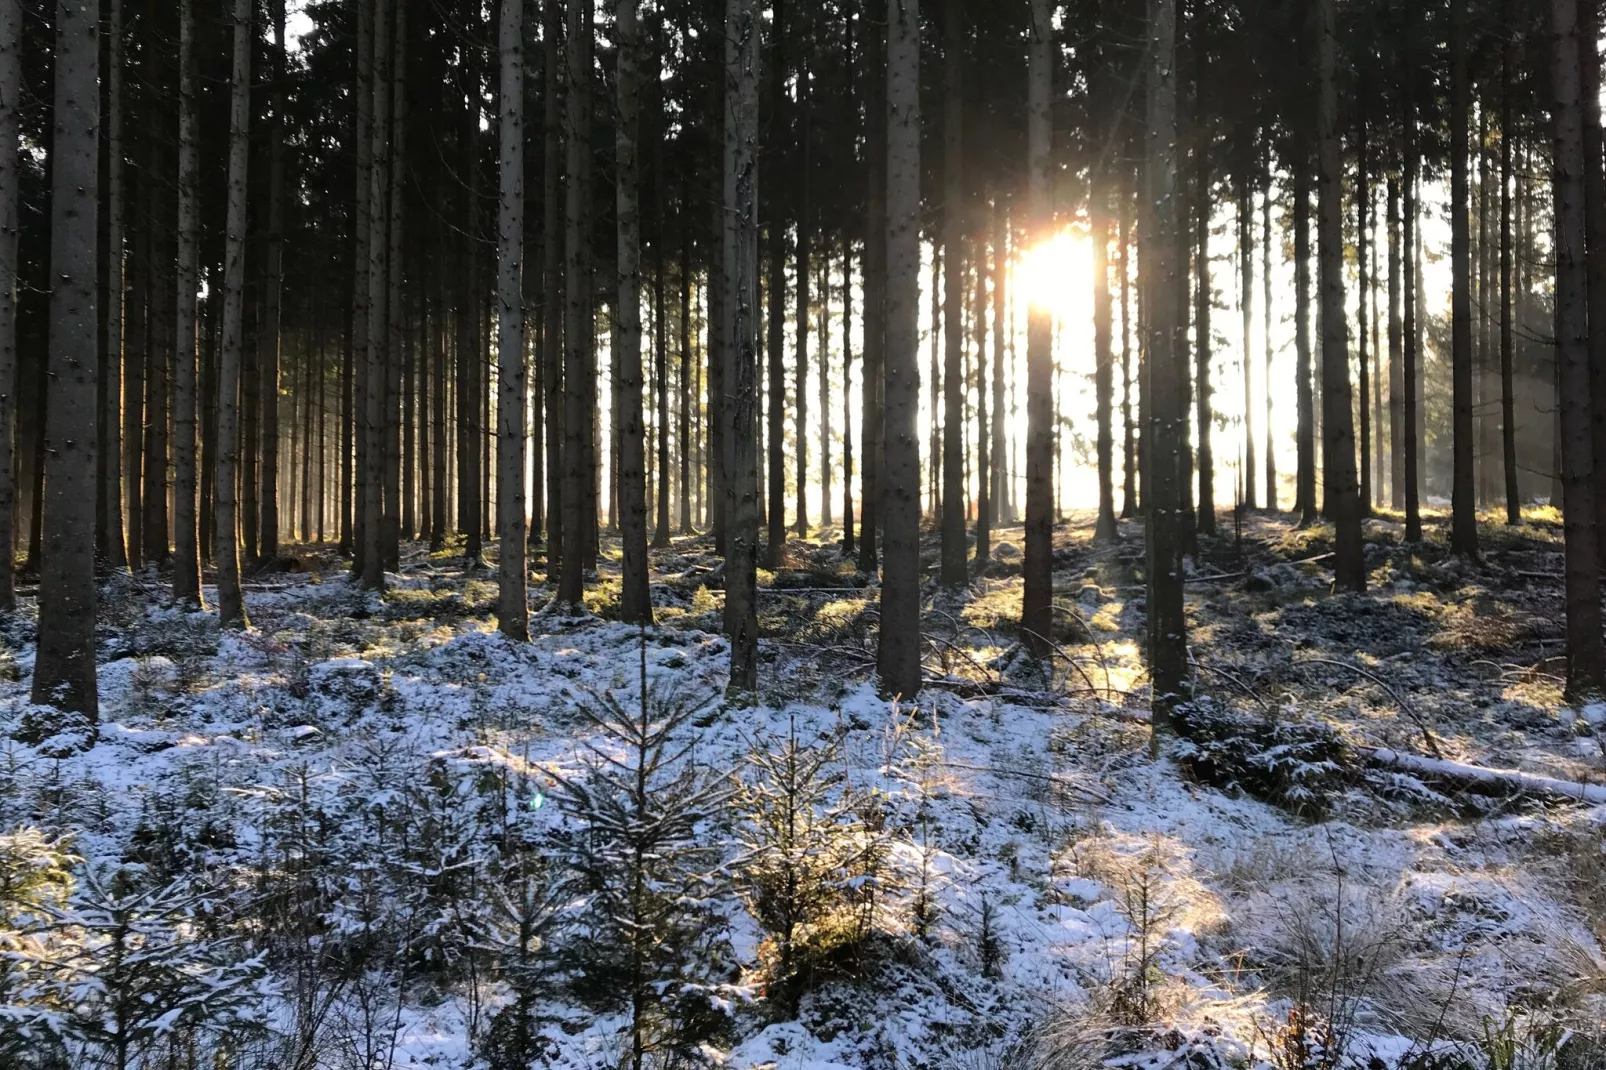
1361, 747, 1606, 806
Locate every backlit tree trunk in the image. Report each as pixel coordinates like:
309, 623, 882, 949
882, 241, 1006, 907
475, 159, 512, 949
1450, 0, 1478, 557
1020, 0, 1054, 659
101, 0, 126, 572
216, 0, 251, 628
1094, 189, 1117, 544
558, 0, 594, 605
877, 0, 922, 696
723, 0, 760, 692
1316, 0, 1364, 590
616, 0, 651, 625
940, 0, 967, 584
1144, 0, 1187, 748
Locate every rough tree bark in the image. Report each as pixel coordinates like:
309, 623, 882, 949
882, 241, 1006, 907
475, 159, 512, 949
260, 0, 287, 564
764, 3, 787, 564
1094, 188, 1117, 544
616, 0, 651, 625
541, 0, 563, 562
940, 0, 967, 584
172, 0, 202, 607
215, 0, 251, 629
0, 0, 19, 610
361, 0, 391, 588
497, 0, 529, 639
878, 0, 923, 696
32, 0, 101, 718
1450, 0, 1478, 557
100, 0, 126, 572
1020, 0, 1054, 660
1194, 148, 1215, 536
1550, 0, 1605, 696
723, 0, 760, 692
856, 0, 886, 576
1501, 1, 1520, 525
1403, 87, 1423, 543
1388, 171, 1403, 510
1144, 0, 1187, 750
1238, 166, 1255, 512
559, 0, 594, 606
1316, 0, 1364, 590
1293, 140, 1315, 527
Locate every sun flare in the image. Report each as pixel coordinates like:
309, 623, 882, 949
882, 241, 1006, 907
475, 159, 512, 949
1015, 227, 1095, 318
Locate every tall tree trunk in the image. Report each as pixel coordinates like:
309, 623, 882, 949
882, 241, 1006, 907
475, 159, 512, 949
1238, 166, 1256, 512
1020, 0, 1053, 659
616, 0, 650, 624
1194, 149, 1214, 536
0, 0, 19, 609
382, 0, 407, 572
431, 276, 448, 549
559, 0, 593, 605
940, 0, 967, 584
140, 150, 171, 567
1388, 170, 1403, 510
1144, 0, 1187, 747
678, 211, 692, 534
496, 0, 529, 638
878, 0, 922, 695
348, 0, 371, 567
1579, 0, 1606, 561
1316, 0, 1363, 590
973, 226, 989, 562
1450, 0, 1478, 556
1550, 0, 1606, 696
797, 35, 813, 539
764, 90, 785, 556
260, 0, 287, 564
124, 192, 144, 567
856, 0, 885, 576
1478, 102, 1496, 507
1403, 90, 1423, 543
1121, 177, 1137, 518
101, 0, 126, 572
820, 252, 832, 527
172, 0, 202, 607
764, 0, 787, 563
844, 243, 856, 551
929, 247, 940, 519
1293, 140, 1315, 526
1263, 164, 1276, 511
361, 0, 392, 588
1357, 124, 1372, 514
653, 220, 670, 547
1501, 4, 1520, 524
723, 0, 760, 691
215, 0, 251, 629
541, 0, 563, 561
32, 0, 100, 720
1093, 188, 1116, 544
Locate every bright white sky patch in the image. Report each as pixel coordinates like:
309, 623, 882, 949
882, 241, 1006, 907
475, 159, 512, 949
287, 0, 314, 54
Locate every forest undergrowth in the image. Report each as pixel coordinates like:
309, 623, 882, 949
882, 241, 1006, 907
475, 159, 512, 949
0, 508, 1604, 1070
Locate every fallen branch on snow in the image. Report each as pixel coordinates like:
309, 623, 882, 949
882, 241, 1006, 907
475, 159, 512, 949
1361, 747, 1606, 806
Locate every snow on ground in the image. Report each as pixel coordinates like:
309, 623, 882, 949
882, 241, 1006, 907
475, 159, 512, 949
0, 512, 1603, 1069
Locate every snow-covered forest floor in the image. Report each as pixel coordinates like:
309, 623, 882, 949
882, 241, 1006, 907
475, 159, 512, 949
2, 510, 1605, 1070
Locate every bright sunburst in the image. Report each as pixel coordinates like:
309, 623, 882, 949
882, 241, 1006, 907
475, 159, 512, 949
1015, 226, 1095, 320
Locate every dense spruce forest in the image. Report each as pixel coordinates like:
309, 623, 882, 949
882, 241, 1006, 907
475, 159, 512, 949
2, 0, 1606, 1066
